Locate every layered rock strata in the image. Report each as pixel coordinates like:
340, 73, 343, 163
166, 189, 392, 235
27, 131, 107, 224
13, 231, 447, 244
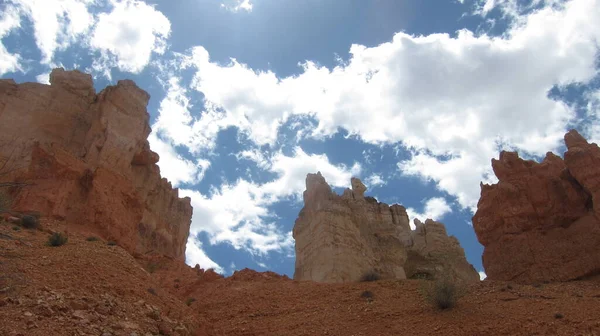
473, 130, 600, 283
0, 68, 192, 260
293, 172, 479, 283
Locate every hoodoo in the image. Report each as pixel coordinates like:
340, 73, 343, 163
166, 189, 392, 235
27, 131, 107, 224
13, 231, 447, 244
0, 68, 192, 260
473, 130, 600, 284
292, 172, 479, 283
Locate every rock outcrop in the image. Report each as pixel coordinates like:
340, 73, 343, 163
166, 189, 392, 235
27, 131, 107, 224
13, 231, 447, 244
472, 130, 600, 284
292, 172, 479, 283
0, 68, 192, 260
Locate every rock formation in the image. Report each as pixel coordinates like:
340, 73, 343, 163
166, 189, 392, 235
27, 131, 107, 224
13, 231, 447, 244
472, 129, 600, 284
0, 68, 192, 260
292, 172, 479, 283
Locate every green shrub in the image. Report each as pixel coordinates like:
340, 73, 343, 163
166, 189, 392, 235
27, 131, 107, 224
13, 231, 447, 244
21, 215, 39, 229
147, 288, 157, 296
185, 298, 196, 306
360, 271, 381, 282
47, 232, 68, 247
86, 236, 99, 242
12, 225, 20, 231
107, 241, 117, 246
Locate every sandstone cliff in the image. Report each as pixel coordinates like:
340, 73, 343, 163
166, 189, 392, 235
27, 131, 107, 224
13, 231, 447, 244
472, 129, 600, 284
0, 68, 192, 260
293, 172, 479, 283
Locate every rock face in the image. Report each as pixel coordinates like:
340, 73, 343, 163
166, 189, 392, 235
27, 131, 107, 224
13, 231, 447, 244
472, 130, 600, 283
0, 68, 192, 260
292, 172, 479, 283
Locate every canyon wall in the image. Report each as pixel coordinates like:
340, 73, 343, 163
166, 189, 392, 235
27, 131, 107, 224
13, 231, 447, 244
293, 172, 479, 283
473, 130, 600, 283
0, 69, 192, 260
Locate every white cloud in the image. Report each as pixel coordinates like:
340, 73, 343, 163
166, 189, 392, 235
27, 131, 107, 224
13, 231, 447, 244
221, 0, 253, 12
256, 261, 267, 269
0, 4, 22, 75
9, 0, 95, 64
35, 71, 50, 84
584, 90, 600, 144
235, 149, 270, 169
152, 75, 235, 154
179, 148, 360, 256
479, 271, 487, 280
260, 147, 362, 201
175, 0, 600, 211
91, 0, 171, 74
406, 197, 453, 229
365, 174, 386, 188
148, 132, 210, 187
185, 236, 224, 273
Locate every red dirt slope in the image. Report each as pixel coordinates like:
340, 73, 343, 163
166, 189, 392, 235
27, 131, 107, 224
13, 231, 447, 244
2, 218, 600, 336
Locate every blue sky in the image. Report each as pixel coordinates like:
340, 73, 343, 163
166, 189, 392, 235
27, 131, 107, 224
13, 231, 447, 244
1, 0, 599, 280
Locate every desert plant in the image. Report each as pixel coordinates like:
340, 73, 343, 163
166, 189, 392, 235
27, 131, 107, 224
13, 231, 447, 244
360, 290, 374, 299
360, 270, 381, 282
21, 215, 39, 229
185, 298, 196, 306
422, 276, 463, 310
107, 241, 117, 246
555, 313, 564, 319
47, 232, 68, 247
147, 262, 160, 273
147, 288, 157, 296
86, 236, 99, 242
12, 225, 20, 231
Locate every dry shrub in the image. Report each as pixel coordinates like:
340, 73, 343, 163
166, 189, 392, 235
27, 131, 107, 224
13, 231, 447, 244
47, 232, 68, 247
421, 275, 465, 310
360, 271, 381, 282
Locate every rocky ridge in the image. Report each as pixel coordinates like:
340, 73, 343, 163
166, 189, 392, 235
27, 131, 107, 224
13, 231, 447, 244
293, 172, 479, 283
473, 129, 600, 284
0, 69, 192, 260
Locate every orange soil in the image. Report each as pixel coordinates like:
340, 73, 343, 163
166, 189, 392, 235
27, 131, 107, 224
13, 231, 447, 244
2, 219, 600, 336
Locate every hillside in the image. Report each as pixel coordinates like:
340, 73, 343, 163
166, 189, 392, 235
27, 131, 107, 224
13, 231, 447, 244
2, 219, 600, 335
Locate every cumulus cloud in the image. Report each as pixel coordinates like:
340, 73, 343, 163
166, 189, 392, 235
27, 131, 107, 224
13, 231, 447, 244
174, 0, 600, 211
0, 5, 21, 75
185, 236, 224, 273
152, 76, 233, 154
91, 0, 171, 74
365, 174, 386, 188
148, 132, 210, 187
180, 148, 360, 257
584, 90, 600, 144
8, 0, 95, 64
35, 71, 50, 84
406, 197, 453, 228
479, 271, 487, 280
